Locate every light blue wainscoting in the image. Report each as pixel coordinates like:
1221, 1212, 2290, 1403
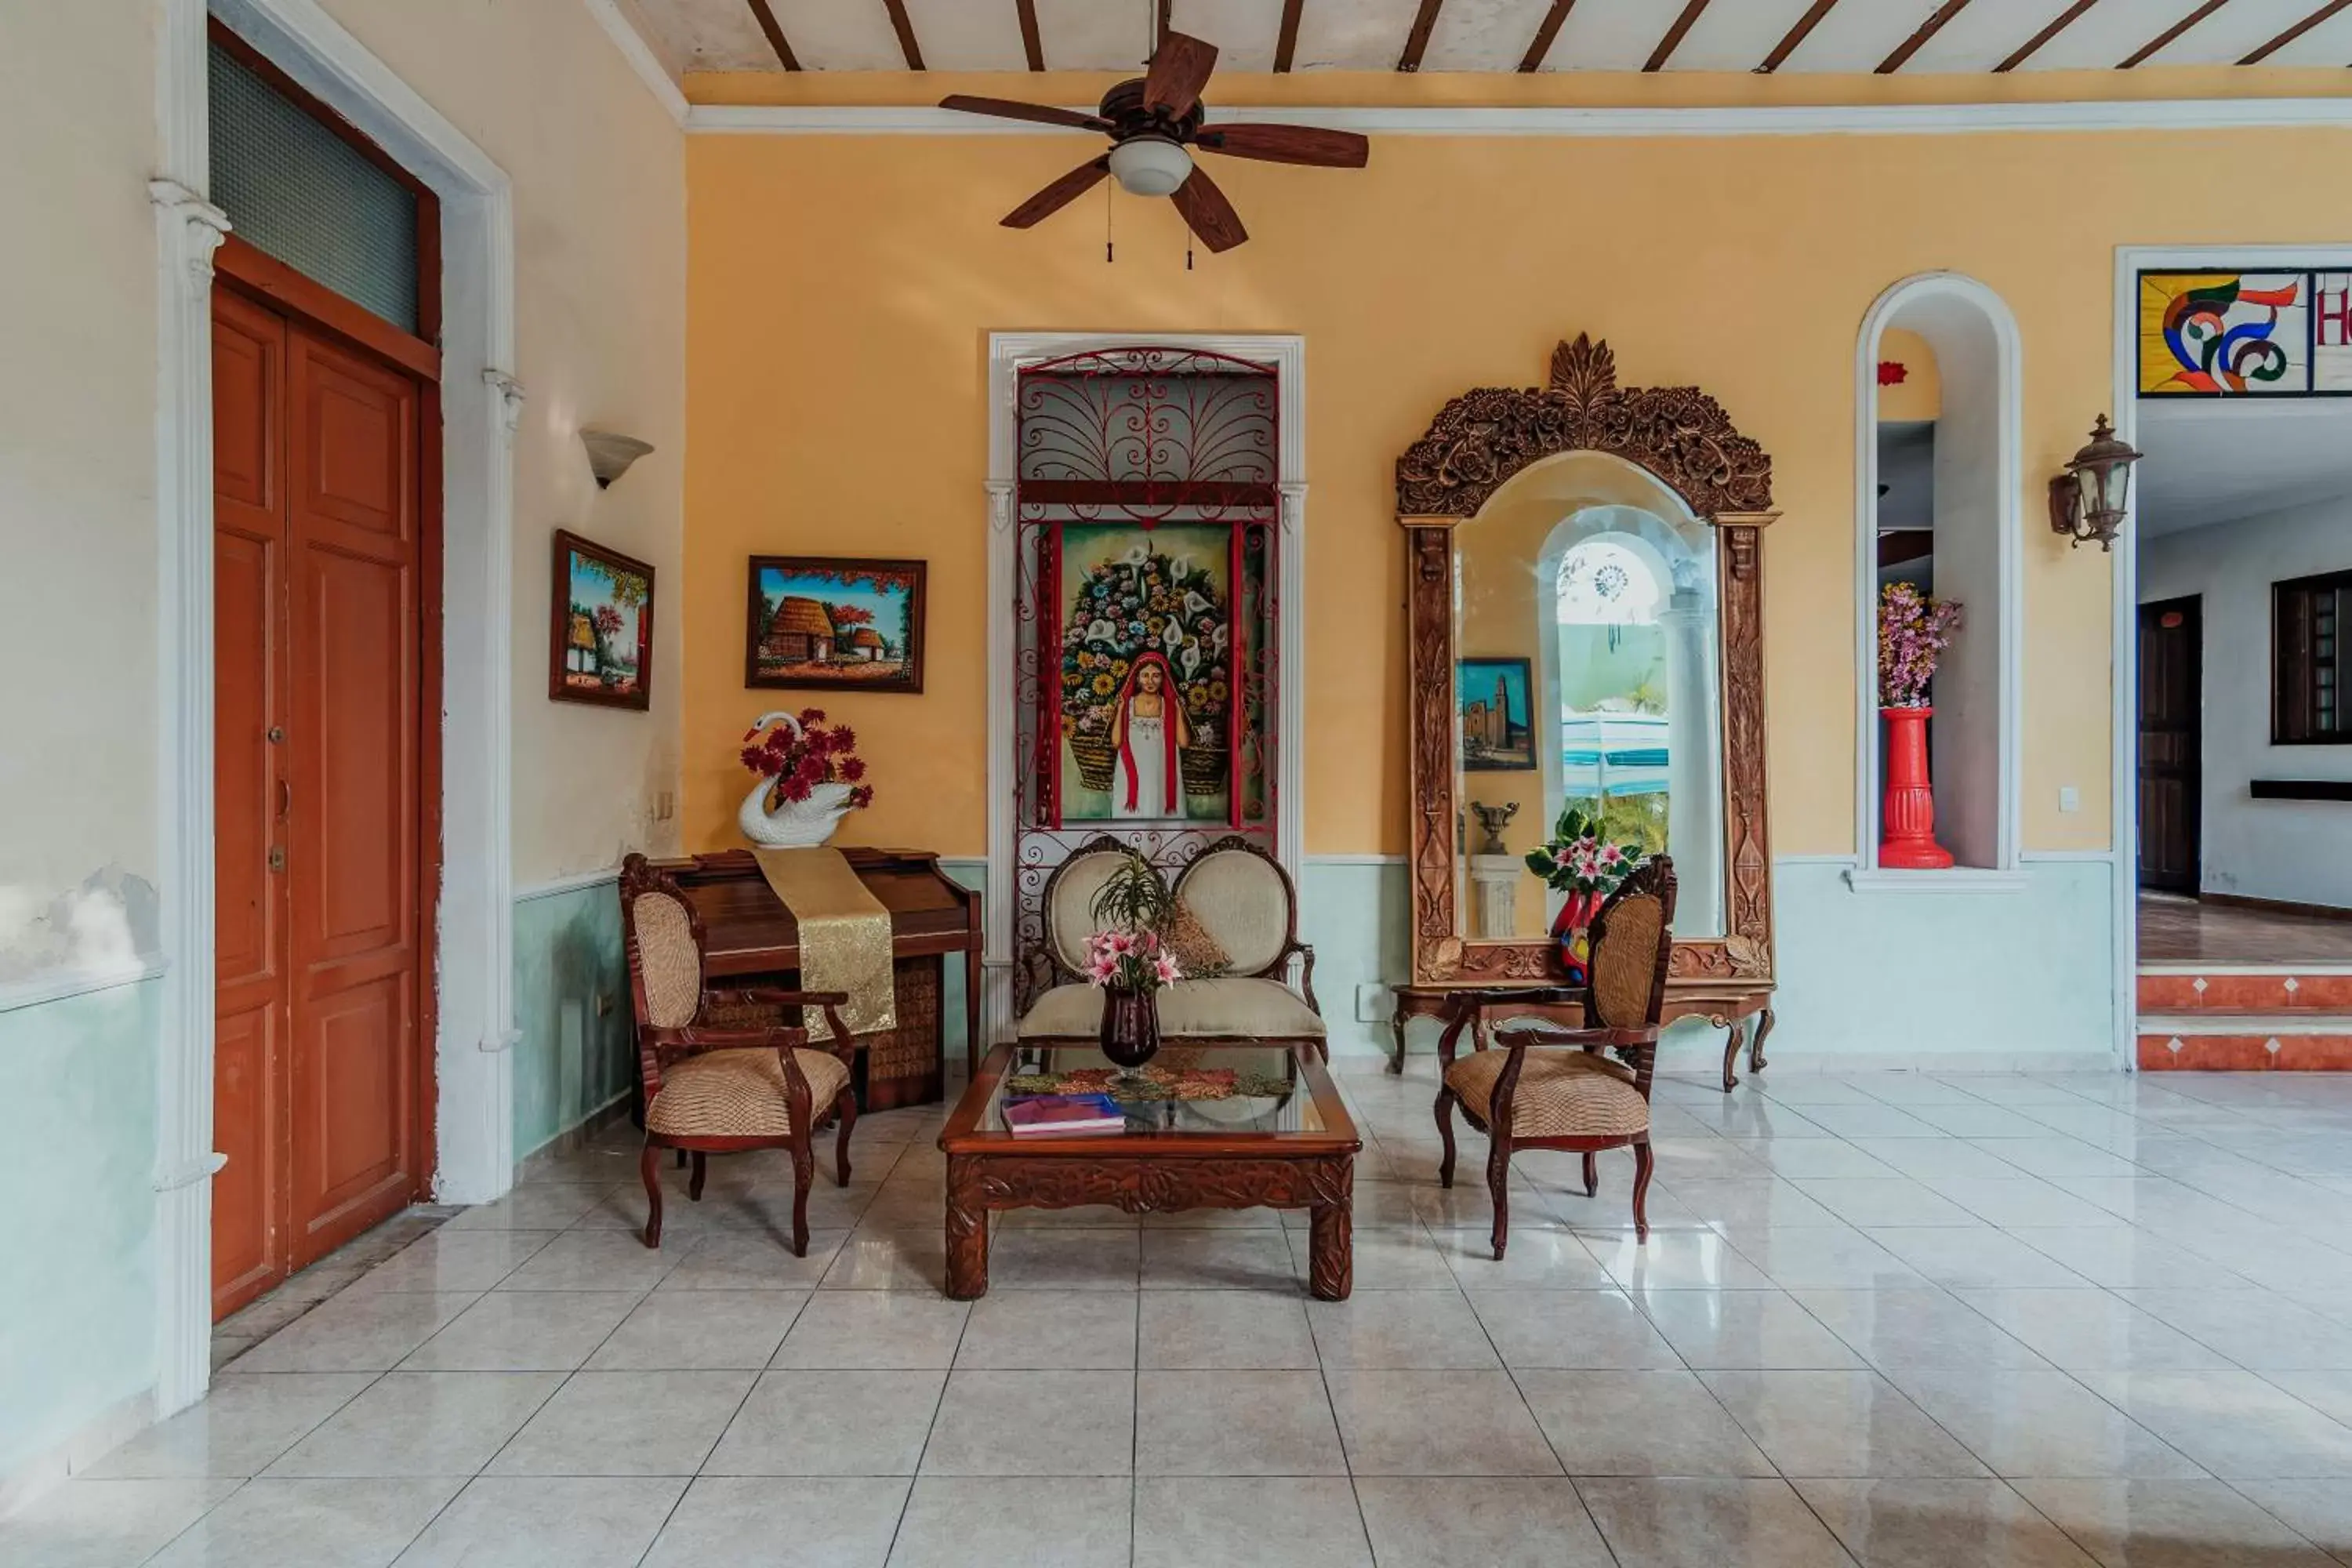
511, 876, 633, 1161
1770, 858, 2118, 1065
0, 978, 159, 1481
1297, 858, 1415, 1061
1312, 856, 2120, 1073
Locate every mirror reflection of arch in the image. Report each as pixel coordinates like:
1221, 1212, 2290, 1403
1451, 447, 1728, 944
1537, 508, 1725, 940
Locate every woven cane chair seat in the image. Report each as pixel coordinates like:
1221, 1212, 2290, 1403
646, 1048, 852, 1139
1443, 1048, 1650, 1139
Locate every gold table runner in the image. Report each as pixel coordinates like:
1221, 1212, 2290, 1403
750, 847, 898, 1041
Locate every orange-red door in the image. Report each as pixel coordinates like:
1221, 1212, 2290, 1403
212, 287, 426, 1318
212, 288, 291, 1317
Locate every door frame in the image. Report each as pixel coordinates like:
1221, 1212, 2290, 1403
2135, 594, 2201, 895
2107, 243, 2352, 1067
154, 0, 521, 1420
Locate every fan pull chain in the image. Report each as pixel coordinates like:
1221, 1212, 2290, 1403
1186, 241, 1194, 271
1105, 177, 1114, 264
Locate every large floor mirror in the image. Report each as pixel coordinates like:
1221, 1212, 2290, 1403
1396, 336, 1779, 1011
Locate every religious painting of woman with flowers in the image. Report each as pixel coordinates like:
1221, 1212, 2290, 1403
1054, 525, 1236, 822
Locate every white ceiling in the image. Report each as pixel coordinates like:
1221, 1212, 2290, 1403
629, 0, 2352, 76
2135, 399, 2352, 536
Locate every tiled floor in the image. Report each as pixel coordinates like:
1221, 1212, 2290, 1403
14, 1062, 2352, 1565
2140, 891, 2352, 965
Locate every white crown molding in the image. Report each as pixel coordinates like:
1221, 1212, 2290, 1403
687, 97, 2352, 138
579, 0, 688, 127
1843, 868, 2033, 895
514, 865, 622, 902
0, 959, 169, 1017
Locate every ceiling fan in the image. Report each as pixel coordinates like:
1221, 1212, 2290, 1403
939, 30, 1369, 254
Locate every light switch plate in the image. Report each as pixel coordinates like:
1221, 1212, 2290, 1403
1355, 982, 1394, 1023
2058, 786, 2080, 813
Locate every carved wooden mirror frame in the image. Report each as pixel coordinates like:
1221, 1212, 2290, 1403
1397, 336, 1777, 989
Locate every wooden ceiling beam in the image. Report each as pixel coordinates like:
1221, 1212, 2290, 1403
744, 0, 800, 69
1519, 0, 1578, 71
2241, 0, 2352, 63
1994, 0, 2100, 71
880, 0, 924, 70
1398, 0, 1446, 71
2120, 0, 2234, 68
1014, 0, 1044, 71
1645, 0, 1713, 71
1878, 0, 1975, 72
1757, 0, 1841, 73
1275, 0, 1306, 72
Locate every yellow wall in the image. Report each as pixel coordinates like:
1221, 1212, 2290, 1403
1877, 328, 1942, 423
684, 112, 2352, 860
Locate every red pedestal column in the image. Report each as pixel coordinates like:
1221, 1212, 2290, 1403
1878, 704, 1955, 869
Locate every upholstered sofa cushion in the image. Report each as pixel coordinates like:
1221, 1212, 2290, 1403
1443, 1048, 1650, 1139
646, 1047, 851, 1138
1016, 977, 1326, 1040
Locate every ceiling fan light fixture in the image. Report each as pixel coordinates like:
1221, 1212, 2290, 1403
1108, 135, 1192, 197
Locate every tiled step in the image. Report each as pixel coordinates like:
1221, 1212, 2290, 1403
2136, 969, 2352, 1013
2136, 1014, 2352, 1070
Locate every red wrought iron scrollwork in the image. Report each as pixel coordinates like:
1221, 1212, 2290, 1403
1011, 348, 1283, 1012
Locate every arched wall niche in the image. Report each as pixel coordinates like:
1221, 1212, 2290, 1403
1395, 335, 1776, 988
1854, 274, 2023, 875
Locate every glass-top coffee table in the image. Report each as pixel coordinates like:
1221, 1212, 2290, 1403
938, 1042, 1362, 1300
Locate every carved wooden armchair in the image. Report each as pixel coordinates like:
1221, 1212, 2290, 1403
1435, 856, 1677, 1256
1016, 835, 1324, 1058
619, 854, 859, 1258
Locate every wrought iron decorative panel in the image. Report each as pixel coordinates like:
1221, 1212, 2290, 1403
1011, 349, 1282, 1010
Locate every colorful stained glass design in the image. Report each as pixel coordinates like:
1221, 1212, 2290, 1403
2140, 272, 2310, 396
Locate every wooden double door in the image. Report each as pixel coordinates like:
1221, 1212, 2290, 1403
211, 281, 432, 1318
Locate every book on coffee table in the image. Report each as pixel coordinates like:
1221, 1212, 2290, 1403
1003, 1093, 1129, 1137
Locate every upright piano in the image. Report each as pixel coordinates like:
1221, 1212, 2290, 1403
652, 847, 982, 1110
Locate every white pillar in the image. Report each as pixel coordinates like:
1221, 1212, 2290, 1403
1468, 855, 1521, 940
1660, 588, 1723, 935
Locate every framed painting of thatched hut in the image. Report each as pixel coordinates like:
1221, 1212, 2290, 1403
550, 529, 655, 710
745, 556, 927, 693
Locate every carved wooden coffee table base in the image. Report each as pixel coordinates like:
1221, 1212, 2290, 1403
944, 1152, 1355, 1300
939, 1042, 1362, 1302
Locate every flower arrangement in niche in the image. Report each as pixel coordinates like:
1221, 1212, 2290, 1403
735, 708, 870, 848
1060, 547, 1231, 800
1878, 583, 1964, 709
1524, 804, 1649, 983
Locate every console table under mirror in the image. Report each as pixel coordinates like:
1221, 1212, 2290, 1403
1391, 335, 1780, 1091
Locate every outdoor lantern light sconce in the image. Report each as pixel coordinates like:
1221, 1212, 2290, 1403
2048, 415, 2143, 552
581, 430, 655, 490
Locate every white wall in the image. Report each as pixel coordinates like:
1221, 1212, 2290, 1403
2140, 495, 2352, 910
0, 0, 163, 985
316, 0, 688, 885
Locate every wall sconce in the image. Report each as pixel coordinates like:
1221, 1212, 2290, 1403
2047, 415, 2142, 552
580, 430, 655, 490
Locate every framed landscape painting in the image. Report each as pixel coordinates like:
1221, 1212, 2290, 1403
746, 556, 927, 693
550, 529, 654, 710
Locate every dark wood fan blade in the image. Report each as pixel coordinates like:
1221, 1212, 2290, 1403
1002, 157, 1111, 228
1194, 123, 1370, 168
939, 94, 1109, 132
1142, 31, 1218, 114
1169, 165, 1247, 252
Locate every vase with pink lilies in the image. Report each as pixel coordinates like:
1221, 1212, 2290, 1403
1081, 849, 1185, 1076
1524, 804, 1649, 984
